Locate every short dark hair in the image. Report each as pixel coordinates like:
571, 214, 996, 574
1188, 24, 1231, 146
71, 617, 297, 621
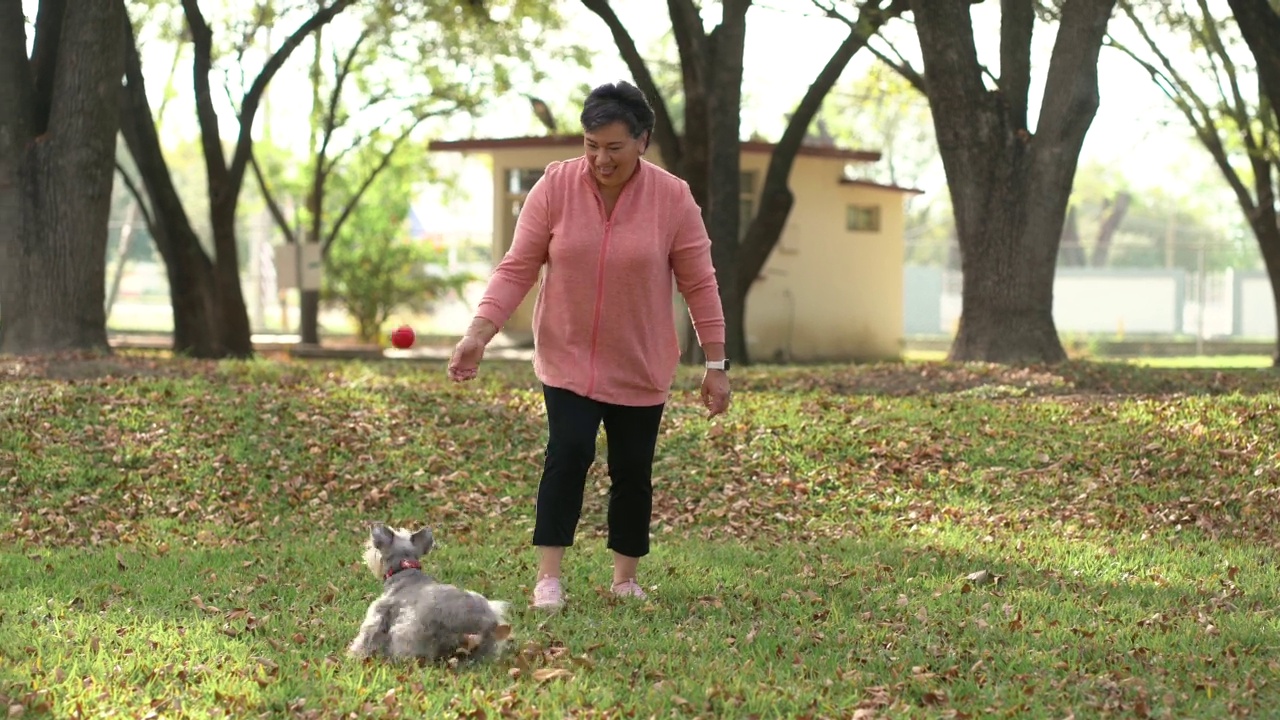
580, 80, 655, 141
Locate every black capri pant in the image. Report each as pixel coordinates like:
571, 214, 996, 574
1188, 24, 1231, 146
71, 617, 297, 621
532, 384, 666, 558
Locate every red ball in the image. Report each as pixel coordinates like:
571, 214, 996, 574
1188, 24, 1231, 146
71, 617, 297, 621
390, 325, 415, 349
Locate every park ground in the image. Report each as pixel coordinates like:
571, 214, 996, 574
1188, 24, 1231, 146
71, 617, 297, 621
2, 352, 1279, 718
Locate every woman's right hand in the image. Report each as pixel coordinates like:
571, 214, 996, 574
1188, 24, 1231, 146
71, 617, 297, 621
447, 334, 486, 382
450, 330, 488, 381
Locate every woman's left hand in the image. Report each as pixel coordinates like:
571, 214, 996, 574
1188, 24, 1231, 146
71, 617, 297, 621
701, 370, 731, 417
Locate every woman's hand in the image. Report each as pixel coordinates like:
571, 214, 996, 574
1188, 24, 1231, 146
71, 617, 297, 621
449, 319, 499, 382
701, 369, 731, 417
447, 334, 486, 382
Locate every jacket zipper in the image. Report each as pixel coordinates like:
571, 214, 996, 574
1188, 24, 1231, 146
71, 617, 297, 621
584, 171, 633, 397
586, 214, 612, 397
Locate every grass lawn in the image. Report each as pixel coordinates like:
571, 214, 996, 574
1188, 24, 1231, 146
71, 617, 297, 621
3, 353, 1280, 719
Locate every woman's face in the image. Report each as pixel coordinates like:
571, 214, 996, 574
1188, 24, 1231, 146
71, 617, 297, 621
583, 121, 647, 191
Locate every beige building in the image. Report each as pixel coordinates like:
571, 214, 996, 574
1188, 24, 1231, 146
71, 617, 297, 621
428, 135, 920, 363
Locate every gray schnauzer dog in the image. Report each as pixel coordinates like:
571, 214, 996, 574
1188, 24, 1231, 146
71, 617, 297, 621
347, 523, 511, 664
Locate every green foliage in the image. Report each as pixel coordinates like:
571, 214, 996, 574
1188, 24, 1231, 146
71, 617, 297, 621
320, 140, 472, 343
4, 357, 1280, 717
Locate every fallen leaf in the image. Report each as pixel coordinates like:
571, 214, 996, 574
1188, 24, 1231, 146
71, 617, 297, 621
964, 570, 1001, 586
531, 668, 573, 683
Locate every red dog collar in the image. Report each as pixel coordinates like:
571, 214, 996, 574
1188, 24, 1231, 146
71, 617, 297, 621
385, 558, 422, 579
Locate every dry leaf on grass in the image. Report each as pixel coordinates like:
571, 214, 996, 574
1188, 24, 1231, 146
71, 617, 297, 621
531, 668, 573, 683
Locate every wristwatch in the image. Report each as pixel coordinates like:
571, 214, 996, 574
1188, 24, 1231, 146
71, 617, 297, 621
705, 359, 730, 371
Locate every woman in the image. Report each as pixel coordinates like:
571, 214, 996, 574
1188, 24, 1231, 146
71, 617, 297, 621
447, 80, 731, 610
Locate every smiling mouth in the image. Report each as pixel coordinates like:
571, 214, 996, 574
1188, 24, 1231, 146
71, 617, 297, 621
595, 166, 616, 178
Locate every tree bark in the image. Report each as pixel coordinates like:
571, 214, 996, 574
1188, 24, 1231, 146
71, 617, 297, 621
1225, 0, 1280, 120
703, 0, 750, 363
911, 0, 1116, 363
0, 0, 126, 355
0, 0, 34, 299
118, 16, 224, 357
1254, 218, 1280, 365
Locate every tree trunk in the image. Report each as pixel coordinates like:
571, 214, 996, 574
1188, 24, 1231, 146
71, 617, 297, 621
300, 28, 324, 346
1226, 0, 1280, 117
1089, 191, 1130, 267
0, 0, 33, 323
1254, 220, 1280, 366
300, 290, 321, 344
209, 196, 254, 356
118, 17, 224, 358
668, 0, 713, 365
702, 1, 750, 364
0, 0, 125, 355
910, 0, 1116, 364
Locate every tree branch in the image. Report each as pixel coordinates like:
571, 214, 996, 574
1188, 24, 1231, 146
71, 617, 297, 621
317, 26, 373, 179
0, 0, 36, 141
324, 118, 431, 256
1000, 0, 1035, 130
822, 0, 926, 93
580, 0, 682, 167
908, 0, 991, 155
866, 37, 926, 94
1190, 0, 1257, 153
29, 0, 66, 135
113, 161, 158, 240
1107, 28, 1257, 217
1032, 0, 1114, 146
1225, 0, 1280, 136
248, 150, 297, 245
225, 0, 359, 194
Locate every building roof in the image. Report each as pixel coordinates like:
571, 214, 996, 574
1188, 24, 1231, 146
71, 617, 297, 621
428, 134, 882, 163
839, 177, 925, 196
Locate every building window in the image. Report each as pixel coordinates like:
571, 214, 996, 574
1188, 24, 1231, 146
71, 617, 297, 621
846, 204, 881, 232
506, 168, 544, 195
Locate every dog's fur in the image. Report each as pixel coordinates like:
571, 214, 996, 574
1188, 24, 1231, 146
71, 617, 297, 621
347, 523, 511, 663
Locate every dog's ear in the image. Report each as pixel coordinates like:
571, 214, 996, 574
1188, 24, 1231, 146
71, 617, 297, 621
409, 527, 434, 554
370, 523, 395, 550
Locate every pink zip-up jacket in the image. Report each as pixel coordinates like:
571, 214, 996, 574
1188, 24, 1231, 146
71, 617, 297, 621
474, 155, 726, 407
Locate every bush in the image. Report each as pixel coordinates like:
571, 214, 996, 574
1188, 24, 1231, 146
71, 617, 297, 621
322, 231, 472, 343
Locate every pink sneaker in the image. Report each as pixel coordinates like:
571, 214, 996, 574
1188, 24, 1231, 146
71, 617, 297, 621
611, 580, 648, 600
532, 577, 564, 610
